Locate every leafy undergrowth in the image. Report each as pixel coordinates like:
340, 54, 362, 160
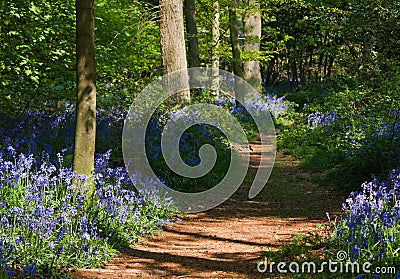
273, 76, 400, 278
0, 150, 176, 278
263, 169, 400, 279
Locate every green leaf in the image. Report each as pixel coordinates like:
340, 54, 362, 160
29, 3, 40, 14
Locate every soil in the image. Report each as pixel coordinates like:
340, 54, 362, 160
71, 137, 345, 279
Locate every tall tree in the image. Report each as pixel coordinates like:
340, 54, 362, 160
160, 0, 191, 103
73, 0, 97, 182
184, 0, 200, 68
243, 0, 262, 89
211, 1, 220, 96
229, 0, 243, 78
229, 0, 244, 104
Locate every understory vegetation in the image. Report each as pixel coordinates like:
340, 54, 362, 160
0, 94, 291, 278
270, 70, 400, 279
272, 69, 399, 279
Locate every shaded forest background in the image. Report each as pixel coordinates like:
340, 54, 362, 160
1, 0, 399, 112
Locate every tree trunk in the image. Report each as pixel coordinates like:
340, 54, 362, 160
323, 54, 329, 76
327, 55, 334, 77
243, 0, 262, 90
307, 49, 313, 82
317, 52, 323, 82
229, 0, 243, 79
211, 1, 220, 96
160, 0, 190, 103
73, 0, 96, 182
229, 0, 244, 105
184, 0, 200, 68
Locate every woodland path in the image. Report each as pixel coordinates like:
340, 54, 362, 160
72, 136, 344, 279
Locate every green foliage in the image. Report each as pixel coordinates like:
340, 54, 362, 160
0, 0, 162, 114
1, 0, 399, 114
195, 0, 232, 67
278, 62, 400, 190
262, 229, 342, 278
337, 0, 400, 76
95, 0, 162, 109
261, 0, 345, 86
0, 0, 75, 113
260, 0, 400, 90
272, 232, 326, 261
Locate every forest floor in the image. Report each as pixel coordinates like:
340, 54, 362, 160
71, 137, 345, 279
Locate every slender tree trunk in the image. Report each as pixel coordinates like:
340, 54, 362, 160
327, 55, 334, 77
229, 0, 244, 105
211, 1, 220, 96
184, 0, 200, 68
307, 49, 313, 82
291, 60, 298, 89
317, 52, 323, 82
243, 0, 262, 90
229, 0, 243, 79
73, 0, 96, 182
160, 0, 190, 103
323, 54, 329, 76
287, 49, 291, 82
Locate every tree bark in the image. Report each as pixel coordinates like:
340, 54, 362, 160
211, 1, 220, 96
73, 0, 96, 180
184, 0, 200, 68
229, 0, 243, 79
229, 0, 244, 105
243, 0, 262, 90
160, 0, 190, 103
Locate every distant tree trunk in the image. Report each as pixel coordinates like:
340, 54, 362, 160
243, 0, 262, 90
307, 49, 313, 82
73, 0, 96, 185
211, 1, 220, 96
316, 51, 323, 82
229, 0, 243, 78
184, 0, 200, 68
160, 0, 190, 103
229, 0, 243, 105
327, 55, 334, 77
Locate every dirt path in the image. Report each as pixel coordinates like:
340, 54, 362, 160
72, 138, 344, 279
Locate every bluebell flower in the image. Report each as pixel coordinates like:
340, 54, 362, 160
56, 247, 63, 256
21, 262, 36, 277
